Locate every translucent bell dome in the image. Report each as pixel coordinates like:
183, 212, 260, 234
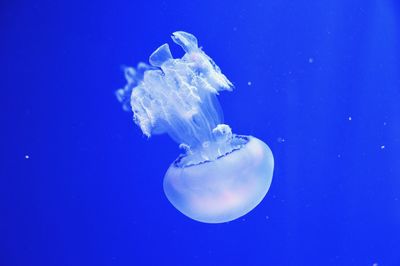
164, 136, 274, 223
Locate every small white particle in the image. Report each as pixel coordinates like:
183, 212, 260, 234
277, 137, 285, 143
372, 263, 378, 266
266, 215, 270, 220
247, 81, 252, 86
337, 154, 341, 158
308, 57, 314, 63
348, 116, 352, 121
380, 145, 385, 150
25, 155, 30, 159
383, 122, 387, 126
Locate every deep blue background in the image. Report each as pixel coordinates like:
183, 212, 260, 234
1, 0, 400, 265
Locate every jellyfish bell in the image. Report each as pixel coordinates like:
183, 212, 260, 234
164, 135, 274, 223
116, 31, 274, 223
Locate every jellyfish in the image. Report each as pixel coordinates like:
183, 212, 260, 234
116, 31, 274, 223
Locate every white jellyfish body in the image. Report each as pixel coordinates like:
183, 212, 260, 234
117, 31, 274, 223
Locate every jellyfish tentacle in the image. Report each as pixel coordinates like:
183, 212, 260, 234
171, 31, 199, 53
149, 43, 173, 67
118, 31, 233, 158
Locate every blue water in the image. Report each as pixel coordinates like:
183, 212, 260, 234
1, 0, 399, 265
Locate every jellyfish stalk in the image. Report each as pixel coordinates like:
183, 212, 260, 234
117, 31, 274, 223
